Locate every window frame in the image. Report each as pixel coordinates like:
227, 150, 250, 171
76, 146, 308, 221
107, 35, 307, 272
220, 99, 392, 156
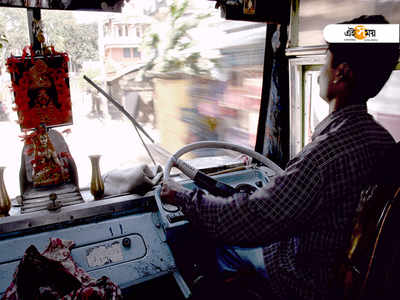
288, 55, 325, 158
289, 55, 400, 158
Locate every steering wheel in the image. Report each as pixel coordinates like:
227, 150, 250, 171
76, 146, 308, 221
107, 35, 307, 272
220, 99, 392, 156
162, 141, 283, 211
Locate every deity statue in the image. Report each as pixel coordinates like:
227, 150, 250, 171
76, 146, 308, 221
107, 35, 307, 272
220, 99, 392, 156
31, 126, 66, 187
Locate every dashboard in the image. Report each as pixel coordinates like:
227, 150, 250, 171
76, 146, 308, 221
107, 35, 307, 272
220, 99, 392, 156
0, 166, 272, 298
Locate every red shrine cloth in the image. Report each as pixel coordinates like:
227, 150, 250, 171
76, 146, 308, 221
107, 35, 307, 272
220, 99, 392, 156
1, 238, 122, 300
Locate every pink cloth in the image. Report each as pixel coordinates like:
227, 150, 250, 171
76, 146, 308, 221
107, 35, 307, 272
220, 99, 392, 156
1, 238, 122, 300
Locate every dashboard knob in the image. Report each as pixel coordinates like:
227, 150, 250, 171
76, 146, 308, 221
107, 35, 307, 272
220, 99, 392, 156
122, 237, 131, 248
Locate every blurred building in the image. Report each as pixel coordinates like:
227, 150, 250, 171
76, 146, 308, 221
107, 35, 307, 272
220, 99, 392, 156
97, 1, 160, 120
181, 21, 267, 149
96, 0, 268, 151
97, 2, 153, 77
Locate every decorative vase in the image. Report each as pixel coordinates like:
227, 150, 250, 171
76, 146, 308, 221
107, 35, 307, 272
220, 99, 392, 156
0, 167, 11, 217
89, 155, 104, 200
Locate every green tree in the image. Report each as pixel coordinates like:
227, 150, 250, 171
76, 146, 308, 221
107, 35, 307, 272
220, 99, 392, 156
42, 10, 99, 71
0, 8, 98, 72
142, 0, 213, 77
0, 7, 30, 64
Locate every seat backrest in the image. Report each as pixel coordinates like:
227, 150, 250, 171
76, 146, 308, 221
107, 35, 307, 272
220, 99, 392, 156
359, 187, 400, 300
337, 185, 398, 299
337, 142, 400, 300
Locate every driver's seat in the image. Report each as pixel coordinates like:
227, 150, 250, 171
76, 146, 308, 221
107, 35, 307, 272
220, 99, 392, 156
334, 142, 400, 300
335, 185, 400, 299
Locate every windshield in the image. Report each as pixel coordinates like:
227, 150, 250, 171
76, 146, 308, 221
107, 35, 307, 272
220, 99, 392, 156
0, 1, 266, 198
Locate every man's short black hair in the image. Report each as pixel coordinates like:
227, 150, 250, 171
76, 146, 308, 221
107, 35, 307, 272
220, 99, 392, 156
328, 15, 399, 100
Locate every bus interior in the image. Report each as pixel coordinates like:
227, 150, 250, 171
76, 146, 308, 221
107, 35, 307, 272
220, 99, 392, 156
0, 0, 400, 299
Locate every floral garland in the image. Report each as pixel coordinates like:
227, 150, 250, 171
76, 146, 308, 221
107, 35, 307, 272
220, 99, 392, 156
6, 45, 71, 129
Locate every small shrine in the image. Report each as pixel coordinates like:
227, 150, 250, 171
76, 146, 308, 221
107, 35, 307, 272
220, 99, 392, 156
5, 9, 83, 213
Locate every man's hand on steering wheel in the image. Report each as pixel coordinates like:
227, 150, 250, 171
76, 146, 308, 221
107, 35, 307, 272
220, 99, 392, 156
161, 142, 283, 208
161, 179, 190, 206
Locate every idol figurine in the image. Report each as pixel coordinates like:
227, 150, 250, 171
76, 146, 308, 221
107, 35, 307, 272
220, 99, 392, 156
31, 126, 65, 187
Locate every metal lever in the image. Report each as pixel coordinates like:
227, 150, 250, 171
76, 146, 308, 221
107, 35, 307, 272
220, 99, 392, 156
47, 193, 62, 211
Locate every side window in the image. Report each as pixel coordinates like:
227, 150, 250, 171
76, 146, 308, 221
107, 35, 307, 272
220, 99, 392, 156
303, 68, 400, 145
303, 69, 329, 145
368, 70, 400, 141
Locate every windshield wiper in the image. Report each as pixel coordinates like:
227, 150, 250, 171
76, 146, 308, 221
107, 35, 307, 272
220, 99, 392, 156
83, 75, 157, 166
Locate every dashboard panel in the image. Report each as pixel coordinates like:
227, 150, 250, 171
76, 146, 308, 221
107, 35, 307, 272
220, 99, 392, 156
0, 166, 272, 298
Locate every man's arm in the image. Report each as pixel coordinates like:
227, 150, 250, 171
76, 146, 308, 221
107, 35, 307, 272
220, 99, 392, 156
162, 156, 324, 246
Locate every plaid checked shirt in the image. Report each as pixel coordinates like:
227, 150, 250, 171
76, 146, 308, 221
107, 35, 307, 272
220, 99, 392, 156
173, 104, 395, 300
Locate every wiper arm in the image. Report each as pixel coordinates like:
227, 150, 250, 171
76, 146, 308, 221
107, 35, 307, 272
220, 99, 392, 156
83, 75, 156, 166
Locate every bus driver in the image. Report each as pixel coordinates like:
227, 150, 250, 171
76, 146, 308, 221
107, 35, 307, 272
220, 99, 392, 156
161, 15, 399, 300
